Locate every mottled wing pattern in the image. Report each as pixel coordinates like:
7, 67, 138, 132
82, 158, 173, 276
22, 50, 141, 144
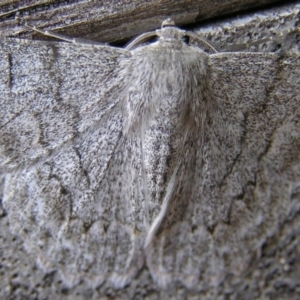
0, 39, 128, 171
1, 39, 147, 288
147, 52, 300, 289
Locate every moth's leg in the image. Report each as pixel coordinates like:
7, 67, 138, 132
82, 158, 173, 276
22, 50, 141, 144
25, 24, 107, 46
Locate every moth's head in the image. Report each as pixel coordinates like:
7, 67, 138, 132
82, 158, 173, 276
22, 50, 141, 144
157, 18, 189, 45
126, 18, 216, 53
125, 18, 188, 50
161, 18, 176, 28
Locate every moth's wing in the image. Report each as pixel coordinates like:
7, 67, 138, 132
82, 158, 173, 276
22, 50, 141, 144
0, 39, 128, 171
3, 130, 147, 288
147, 53, 300, 289
1, 39, 146, 288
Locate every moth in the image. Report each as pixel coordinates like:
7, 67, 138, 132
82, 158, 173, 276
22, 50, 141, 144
0, 18, 299, 291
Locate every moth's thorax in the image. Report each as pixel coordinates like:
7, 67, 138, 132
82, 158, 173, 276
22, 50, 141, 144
124, 40, 209, 135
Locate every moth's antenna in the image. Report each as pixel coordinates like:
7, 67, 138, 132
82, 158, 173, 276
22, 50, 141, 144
25, 23, 107, 46
187, 32, 218, 53
125, 32, 158, 50
162, 18, 218, 53
126, 18, 177, 50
